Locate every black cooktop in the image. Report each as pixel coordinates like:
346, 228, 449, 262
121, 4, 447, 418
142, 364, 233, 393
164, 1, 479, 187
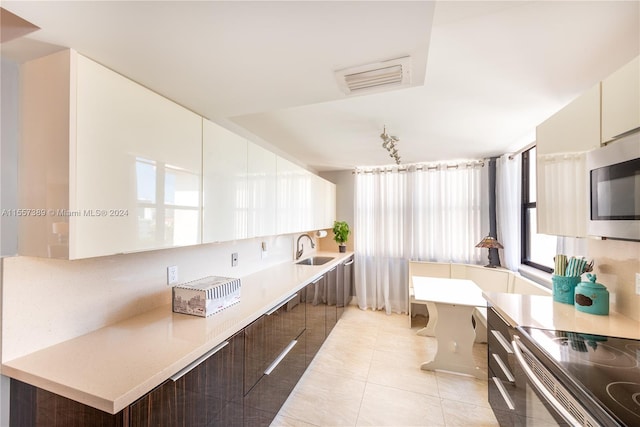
520, 326, 640, 426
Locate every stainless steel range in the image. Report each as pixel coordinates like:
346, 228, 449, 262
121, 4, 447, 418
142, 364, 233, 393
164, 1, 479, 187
516, 326, 640, 426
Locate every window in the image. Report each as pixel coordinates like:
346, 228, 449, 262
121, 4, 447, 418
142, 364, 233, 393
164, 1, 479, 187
521, 147, 555, 272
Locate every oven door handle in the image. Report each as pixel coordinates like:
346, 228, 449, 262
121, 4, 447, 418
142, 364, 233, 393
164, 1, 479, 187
512, 335, 580, 426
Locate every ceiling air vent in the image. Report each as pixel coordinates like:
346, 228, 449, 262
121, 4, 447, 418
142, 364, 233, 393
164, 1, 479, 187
335, 56, 411, 95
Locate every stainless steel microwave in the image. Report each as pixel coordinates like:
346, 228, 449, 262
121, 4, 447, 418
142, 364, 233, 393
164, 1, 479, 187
586, 132, 640, 241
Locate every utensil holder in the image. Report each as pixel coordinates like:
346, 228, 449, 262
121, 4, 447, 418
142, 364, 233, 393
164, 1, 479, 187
552, 275, 580, 305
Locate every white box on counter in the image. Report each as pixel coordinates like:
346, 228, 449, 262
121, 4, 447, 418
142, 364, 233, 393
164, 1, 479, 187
172, 276, 241, 317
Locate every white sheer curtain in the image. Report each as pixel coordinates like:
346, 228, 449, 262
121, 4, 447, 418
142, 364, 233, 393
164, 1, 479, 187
410, 165, 486, 264
354, 170, 410, 314
354, 163, 487, 314
496, 154, 521, 271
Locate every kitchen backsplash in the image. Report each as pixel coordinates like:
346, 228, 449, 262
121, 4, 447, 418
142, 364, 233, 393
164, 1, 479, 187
1, 234, 305, 362
588, 238, 640, 322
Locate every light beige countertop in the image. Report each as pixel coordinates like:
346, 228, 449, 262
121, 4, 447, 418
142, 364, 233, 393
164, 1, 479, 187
1, 251, 353, 414
484, 292, 640, 340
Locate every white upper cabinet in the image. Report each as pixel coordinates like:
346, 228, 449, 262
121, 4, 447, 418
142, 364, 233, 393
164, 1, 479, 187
322, 179, 337, 230
202, 119, 248, 243
276, 157, 306, 235
19, 49, 337, 258
247, 142, 277, 238
19, 49, 202, 259
276, 156, 336, 235
536, 84, 601, 238
310, 174, 336, 230
601, 56, 640, 143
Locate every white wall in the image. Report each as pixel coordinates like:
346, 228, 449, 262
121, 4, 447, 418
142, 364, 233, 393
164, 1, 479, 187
319, 170, 355, 251
1, 58, 19, 256
0, 57, 20, 427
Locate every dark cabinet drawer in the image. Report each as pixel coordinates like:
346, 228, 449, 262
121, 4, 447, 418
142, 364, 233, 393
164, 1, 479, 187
488, 306, 526, 426
303, 277, 326, 365
337, 257, 354, 308
129, 331, 244, 427
325, 267, 338, 335
244, 292, 305, 393
244, 333, 307, 427
488, 368, 519, 427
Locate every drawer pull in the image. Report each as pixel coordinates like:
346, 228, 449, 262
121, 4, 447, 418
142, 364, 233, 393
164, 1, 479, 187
491, 330, 513, 354
492, 353, 515, 383
170, 341, 229, 382
266, 293, 299, 315
492, 377, 515, 411
311, 276, 323, 284
264, 340, 298, 375
344, 260, 354, 266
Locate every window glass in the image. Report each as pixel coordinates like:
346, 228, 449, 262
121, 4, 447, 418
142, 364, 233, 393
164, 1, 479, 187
522, 147, 555, 273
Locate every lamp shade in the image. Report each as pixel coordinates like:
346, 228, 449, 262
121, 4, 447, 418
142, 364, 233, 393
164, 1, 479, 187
475, 236, 503, 249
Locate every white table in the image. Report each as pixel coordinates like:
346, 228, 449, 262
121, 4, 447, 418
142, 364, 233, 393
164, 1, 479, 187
412, 276, 486, 379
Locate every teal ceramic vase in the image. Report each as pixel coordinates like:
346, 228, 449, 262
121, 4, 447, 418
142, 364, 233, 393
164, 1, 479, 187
552, 275, 581, 305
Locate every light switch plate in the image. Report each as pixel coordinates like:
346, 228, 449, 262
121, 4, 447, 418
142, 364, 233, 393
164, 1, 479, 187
635, 273, 640, 295
231, 252, 238, 267
167, 265, 178, 285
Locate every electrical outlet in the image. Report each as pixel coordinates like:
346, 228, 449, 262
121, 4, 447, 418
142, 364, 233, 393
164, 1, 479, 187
261, 242, 268, 259
167, 265, 178, 285
635, 273, 640, 296
231, 252, 238, 267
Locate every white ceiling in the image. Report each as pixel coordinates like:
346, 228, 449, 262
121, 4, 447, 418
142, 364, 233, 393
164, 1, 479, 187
2, 1, 639, 171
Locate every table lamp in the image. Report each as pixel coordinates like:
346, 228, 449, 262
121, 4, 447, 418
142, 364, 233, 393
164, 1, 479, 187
475, 236, 503, 268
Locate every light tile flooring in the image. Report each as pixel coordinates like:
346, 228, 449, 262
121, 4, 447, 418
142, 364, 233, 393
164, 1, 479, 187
272, 306, 499, 427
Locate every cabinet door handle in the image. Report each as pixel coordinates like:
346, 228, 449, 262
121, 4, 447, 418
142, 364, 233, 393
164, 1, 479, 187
491, 377, 515, 411
266, 293, 299, 315
492, 353, 515, 383
264, 340, 297, 375
344, 260, 354, 266
170, 341, 229, 382
610, 126, 640, 141
491, 330, 513, 354
311, 276, 323, 284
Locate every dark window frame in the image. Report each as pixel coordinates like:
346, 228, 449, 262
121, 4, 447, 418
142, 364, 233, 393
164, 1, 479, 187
521, 148, 553, 273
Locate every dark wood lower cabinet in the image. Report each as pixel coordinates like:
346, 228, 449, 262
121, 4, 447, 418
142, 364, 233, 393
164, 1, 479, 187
10, 274, 347, 427
243, 333, 306, 427
10, 379, 127, 427
325, 267, 338, 336
303, 277, 326, 365
129, 331, 244, 427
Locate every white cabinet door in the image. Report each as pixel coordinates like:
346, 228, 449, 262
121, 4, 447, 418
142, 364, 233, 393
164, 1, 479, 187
247, 142, 276, 238
74, 55, 202, 258
19, 50, 202, 259
536, 84, 600, 238
602, 56, 640, 143
202, 119, 248, 243
323, 180, 337, 230
276, 157, 311, 234
310, 175, 336, 230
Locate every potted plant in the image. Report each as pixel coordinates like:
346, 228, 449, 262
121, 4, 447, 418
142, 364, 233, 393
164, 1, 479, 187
332, 221, 350, 253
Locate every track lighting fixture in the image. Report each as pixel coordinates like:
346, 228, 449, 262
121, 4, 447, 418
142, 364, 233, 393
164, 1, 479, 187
379, 126, 401, 164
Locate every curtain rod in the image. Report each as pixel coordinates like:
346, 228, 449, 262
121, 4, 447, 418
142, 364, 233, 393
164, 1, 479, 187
508, 141, 536, 160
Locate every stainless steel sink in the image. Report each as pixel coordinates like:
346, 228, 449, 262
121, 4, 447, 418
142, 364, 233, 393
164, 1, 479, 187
296, 256, 335, 266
